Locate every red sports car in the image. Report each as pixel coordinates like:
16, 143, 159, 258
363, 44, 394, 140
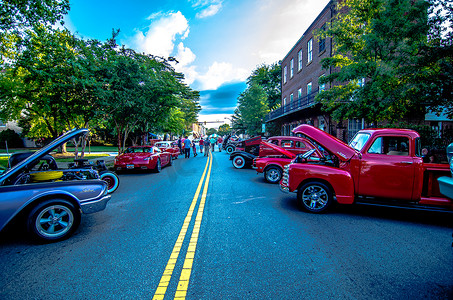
114, 146, 172, 172
154, 141, 181, 159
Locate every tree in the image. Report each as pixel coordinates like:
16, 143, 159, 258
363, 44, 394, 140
234, 84, 269, 136
247, 63, 281, 109
217, 123, 231, 136
316, 0, 452, 123
206, 128, 217, 136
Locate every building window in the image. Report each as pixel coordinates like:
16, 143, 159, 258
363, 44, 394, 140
319, 75, 326, 92
290, 93, 293, 102
298, 49, 303, 71
348, 119, 364, 142
283, 66, 287, 84
290, 59, 294, 78
283, 97, 287, 106
307, 82, 312, 95
298, 88, 302, 99
319, 24, 326, 53
307, 38, 313, 63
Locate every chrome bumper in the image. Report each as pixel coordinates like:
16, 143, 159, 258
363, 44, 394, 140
80, 195, 111, 214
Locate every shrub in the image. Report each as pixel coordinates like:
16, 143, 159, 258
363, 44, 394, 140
0, 129, 24, 149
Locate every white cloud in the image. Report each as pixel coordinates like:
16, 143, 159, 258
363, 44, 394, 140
196, 4, 222, 19
133, 11, 189, 57
197, 62, 248, 90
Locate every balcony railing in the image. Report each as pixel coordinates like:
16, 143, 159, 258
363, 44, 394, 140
265, 91, 318, 122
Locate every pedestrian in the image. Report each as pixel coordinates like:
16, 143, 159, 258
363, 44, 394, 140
199, 138, 204, 153
204, 136, 210, 156
177, 137, 182, 154
210, 136, 216, 152
183, 136, 191, 158
192, 140, 198, 157
217, 136, 223, 152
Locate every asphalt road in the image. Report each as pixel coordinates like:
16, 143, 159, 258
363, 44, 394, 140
1, 148, 453, 299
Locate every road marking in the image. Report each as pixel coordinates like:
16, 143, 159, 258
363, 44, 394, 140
174, 152, 212, 299
152, 153, 212, 300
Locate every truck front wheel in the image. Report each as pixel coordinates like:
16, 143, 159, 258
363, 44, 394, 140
297, 181, 333, 213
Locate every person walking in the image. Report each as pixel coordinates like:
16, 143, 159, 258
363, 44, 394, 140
192, 140, 198, 157
177, 137, 182, 154
199, 138, 204, 154
210, 136, 216, 152
204, 136, 210, 156
217, 136, 223, 152
183, 136, 191, 158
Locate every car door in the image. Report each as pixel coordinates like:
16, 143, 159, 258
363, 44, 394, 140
358, 135, 415, 200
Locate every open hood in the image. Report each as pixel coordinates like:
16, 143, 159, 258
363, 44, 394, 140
0, 128, 89, 185
260, 141, 296, 159
292, 125, 357, 162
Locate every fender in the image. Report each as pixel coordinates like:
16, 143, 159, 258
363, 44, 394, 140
230, 151, 256, 161
288, 163, 355, 204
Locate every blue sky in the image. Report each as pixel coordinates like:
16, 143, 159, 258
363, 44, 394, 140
65, 0, 329, 127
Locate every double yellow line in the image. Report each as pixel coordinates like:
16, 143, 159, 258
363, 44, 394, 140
153, 152, 213, 300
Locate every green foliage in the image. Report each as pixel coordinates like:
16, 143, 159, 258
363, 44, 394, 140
217, 124, 231, 136
233, 63, 280, 135
235, 84, 269, 136
0, 129, 24, 148
316, 0, 452, 122
206, 128, 217, 136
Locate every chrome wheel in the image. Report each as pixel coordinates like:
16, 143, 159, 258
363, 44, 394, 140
298, 182, 332, 213
232, 156, 246, 169
155, 159, 161, 173
28, 199, 80, 242
265, 167, 282, 183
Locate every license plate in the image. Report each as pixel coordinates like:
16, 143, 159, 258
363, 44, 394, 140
127, 164, 134, 169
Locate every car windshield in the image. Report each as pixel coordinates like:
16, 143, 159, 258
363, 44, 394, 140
155, 143, 168, 147
125, 147, 153, 153
349, 133, 370, 151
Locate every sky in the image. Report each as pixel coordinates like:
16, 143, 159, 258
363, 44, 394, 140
65, 0, 330, 128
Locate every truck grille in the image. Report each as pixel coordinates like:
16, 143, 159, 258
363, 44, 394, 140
282, 164, 290, 186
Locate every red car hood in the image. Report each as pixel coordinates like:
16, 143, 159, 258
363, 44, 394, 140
292, 124, 357, 162
260, 141, 296, 159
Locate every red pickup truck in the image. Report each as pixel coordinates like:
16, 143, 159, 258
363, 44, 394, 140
280, 125, 452, 213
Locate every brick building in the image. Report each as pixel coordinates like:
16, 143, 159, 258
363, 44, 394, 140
265, 1, 451, 142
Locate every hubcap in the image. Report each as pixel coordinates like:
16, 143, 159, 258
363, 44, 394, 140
36, 205, 74, 237
267, 169, 280, 181
302, 185, 328, 210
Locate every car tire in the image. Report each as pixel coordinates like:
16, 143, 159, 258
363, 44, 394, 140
154, 159, 162, 173
232, 155, 246, 169
297, 181, 333, 213
99, 171, 120, 193
264, 166, 282, 184
169, 156, 173, 166
27, 199, 81, 243
226, 146, 235, 154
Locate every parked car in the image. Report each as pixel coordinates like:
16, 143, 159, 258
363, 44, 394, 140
0, 128, 111, 243
280, 124, 452, 213
438, 143, 453, 199
7, 152, 120, 194
253, 139, 322, 183
114, 146, 172, 172
231, 135, 320, 169
154, 141, 181, 159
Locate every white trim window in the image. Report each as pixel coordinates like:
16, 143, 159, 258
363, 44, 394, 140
283, 66, 287, 84
290, 59, 294, 78
298, 49, 303, 71
307, 82, 312, 95
298, 88, 302, 99
307, 38, 313, 63
290, 93, 294, 102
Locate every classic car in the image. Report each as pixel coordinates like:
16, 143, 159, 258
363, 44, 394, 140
7, 152, 120, 194
154, 141, 181, 159
231, 135, 319, 169
438, 143, 453, 199
253, 140, 322, 183
114, 146, 173, 172
0, 128, 111, 243
280, 125, 452, 213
